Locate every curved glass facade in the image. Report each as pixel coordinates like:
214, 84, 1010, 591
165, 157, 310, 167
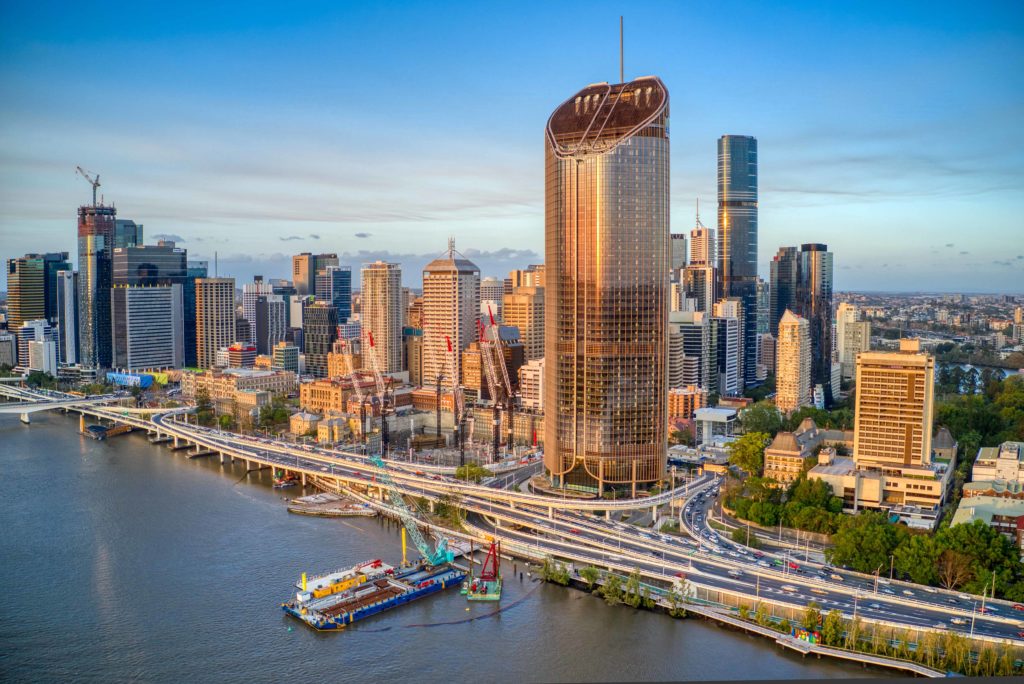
543, 77, 669, 492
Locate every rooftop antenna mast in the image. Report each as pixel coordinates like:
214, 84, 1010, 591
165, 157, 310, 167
75, 166, 101, 207
619, 16, 624, 83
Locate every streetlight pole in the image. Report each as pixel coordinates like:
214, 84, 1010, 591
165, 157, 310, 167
889, 554, 894, 580
970, 601, 977, 639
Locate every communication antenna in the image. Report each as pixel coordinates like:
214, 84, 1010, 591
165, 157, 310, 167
619, 16, 624, 83
215, 251, 219, 277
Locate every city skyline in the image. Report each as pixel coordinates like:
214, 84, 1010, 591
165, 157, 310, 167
2, 2, 1022, 292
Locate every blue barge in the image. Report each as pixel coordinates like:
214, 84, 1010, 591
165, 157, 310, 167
282, 561, 466, 631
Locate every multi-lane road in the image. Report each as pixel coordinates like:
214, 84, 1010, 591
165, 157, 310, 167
6, 384, 1024, 646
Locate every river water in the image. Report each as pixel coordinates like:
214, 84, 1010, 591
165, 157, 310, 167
0, 412, 889, 682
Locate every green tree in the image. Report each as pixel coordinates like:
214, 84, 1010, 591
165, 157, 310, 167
454, 463, 493, 482
669, 427, 693, 446
738, 604, 750, 620
727, 432, 771, 476
826, 511, 908, 573
778, 618, 791, 635
667, 588, 687, 618
731, 526, 760, 548
579, 565, 599, 591
739, 401, 783, 435
893, 534, 940, 585
821, 609, 844, 646
218, 413, 235, 431
802, 601, 822, 632
624, 567, 643, 608
601, 573, 623, 606
754, 602, 770, 627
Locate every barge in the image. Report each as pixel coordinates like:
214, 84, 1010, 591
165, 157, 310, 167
281, 559, 465, 630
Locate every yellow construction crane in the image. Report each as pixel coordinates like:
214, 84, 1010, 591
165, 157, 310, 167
75, 166, 101, 206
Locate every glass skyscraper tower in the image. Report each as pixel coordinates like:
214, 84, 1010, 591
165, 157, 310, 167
717, 135, 758, 386
544, 76, 670, 494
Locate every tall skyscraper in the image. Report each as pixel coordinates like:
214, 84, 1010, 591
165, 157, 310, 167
544, 76, 669, 494
361, 261, 403, 373
853, 339, 935, 469
242, 277, 274, 344
797, 243, 834, 403
111, 284, 184, 370
689, 219, 715, 267
769, 246, 798, 335
16, 319, 56, 370
195, 278, 235, 369
77, 204, 116, 369
682, 265, 716, 313
315, 265, 352, 323
670, 233, 688, 276
55, 270, 78, 365
421, 240, 480, 388
776, 310, 811, 413
253, 295, 287, 355
6, 252, 72, 333
183, 261, 208, 367
303, 302, 339, 378
503, 285, 544, 360
713, 298, 743, 396
668, 311, 717, 394
717, 134, 758, 386
292, 252, 338, 296
113, 243, 187, 286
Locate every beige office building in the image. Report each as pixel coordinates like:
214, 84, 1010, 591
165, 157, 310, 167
195, 278, 235, 369
421, 241, 479, 389
836, 302, 871, 380
503, 285, 544, 360
361, 261, 403, 373
775, 310, 811, 413
853, 339, 934, 469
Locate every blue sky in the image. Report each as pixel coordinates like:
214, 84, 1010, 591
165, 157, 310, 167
1, 1, 1022, 291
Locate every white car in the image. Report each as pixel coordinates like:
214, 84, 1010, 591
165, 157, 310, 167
781, 585, 797, 592
757, 560, 770, 568
902, 589, 915, 597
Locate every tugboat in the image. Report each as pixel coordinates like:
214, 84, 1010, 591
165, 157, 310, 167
464, 541, 502, 601
272, 470, 299, 488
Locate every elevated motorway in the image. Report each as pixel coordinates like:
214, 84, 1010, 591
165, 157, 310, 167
7, 386, 1024, 648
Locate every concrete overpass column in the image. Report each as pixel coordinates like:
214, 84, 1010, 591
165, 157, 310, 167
79, 415, 85, 432
605, 510, 611, 521
651, 505, 659, 527
20, 412, 30, 424
301, 472, 306, 487
173, 436, 179, 448
220, 451, 227, 464
548, 506, 553, 520
429, 500, 435, 513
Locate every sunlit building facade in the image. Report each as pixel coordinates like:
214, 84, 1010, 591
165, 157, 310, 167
544, 76, 670, 494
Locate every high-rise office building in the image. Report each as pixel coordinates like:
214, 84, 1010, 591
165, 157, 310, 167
421, 241, 480, 388
769, 246, 798, 338
361, 261, 403, 374
55, 270, 78, 365
292, 252, 338, 296
503, 285, 544, 361
853, 339, 935, 469
303, 302, 339, 378
776, 310, 811, 413
713, 299, 743, 397
717, 135, 758, 386
242, 278, 274, 344
271, 341, 299, 374
111, 284, 184, 370
797, 243, 834, 403
0, 332, 17, 368
77, 204, 116, 369
480, 277, 505, 322
113, 243, 187, 286
184, 261, 208, 367
509, 265, 546, 289
689, 220, 715, 267
758, 332, 776, 375
544, 76, 669, 493
113, 219, 143, 249
195, 278, 235, 369
668, 311, 717, 394
16, 319, 55, 370
756, 277, 769, 336
315, 265, 352, 322
670, 233, 688, 276
6, 252, 72, 333
253, 295, 287, 355
682, 265, 716, 313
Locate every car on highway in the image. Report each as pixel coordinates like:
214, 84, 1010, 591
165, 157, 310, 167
1013, 604, 1024, 612
787, 561, 800, 570
933, 622, 947, 630
882, 588, 895, 595
923, 586, 937, 593
727, 551, 740, 558
810, 588, 827, 595
869, 603, 881, 609
830, 574, 844, 582
568, 528, 581, 535
1019, 631, 1024, 639
950, 617, 967, 625
757, 560, 770, 568
902, 589, 915, 596
958, 593, 971, 600
876, 577, 890, 585
946, 598, 959, 605
727, 569, 742, 577
781, 585, 797, 592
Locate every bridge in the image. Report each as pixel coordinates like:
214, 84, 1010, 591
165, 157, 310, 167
0, 383, 121, 422
7, 385, 1024, 658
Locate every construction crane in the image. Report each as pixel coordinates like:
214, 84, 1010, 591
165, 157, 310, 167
445, 336, 466, 466
368, 449, 453, 567
339, 339, 368, 442
482, 306, 517, 456
364, 331, 393, 456
75, 166, 101, 206
478, 320, 503, 462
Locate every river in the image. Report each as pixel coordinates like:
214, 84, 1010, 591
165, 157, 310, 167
0, 412, 891, 682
